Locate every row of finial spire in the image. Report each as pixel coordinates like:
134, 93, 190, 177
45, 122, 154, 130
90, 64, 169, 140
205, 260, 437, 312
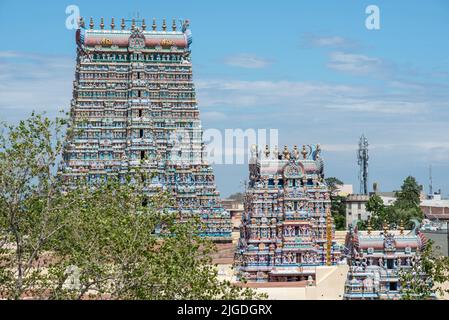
78, 17, 179, 31
254, 144, 321, 160
366, 218, 405, 235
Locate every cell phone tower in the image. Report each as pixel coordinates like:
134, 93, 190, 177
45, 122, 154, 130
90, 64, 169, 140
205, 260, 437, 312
357, 134, 369, 195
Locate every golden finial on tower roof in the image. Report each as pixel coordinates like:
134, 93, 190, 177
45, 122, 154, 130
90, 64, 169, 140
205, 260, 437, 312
79, 17, 85, 28
301, 145, 308, 159
383, 219, 388, 234
283, 146, 290, 160
367, 217, 372, 235
162, 18, 167, 31
293, 145, 300, 159
89, 17, 94, 29
399, 219, 404, 235
100, 17, 104, 30
142, 19, 146, 30
264, 145, 270, 158
172, 19, 177, 31
110, 17, 115, 30
273, 145, 279, 159
152, 18, 157, 31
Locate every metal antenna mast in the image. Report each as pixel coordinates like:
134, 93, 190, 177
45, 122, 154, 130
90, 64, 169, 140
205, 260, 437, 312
429, 165, 433, 196
357, 134, 369, 195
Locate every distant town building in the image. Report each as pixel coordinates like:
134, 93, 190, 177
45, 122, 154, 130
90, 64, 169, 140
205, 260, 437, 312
345, 194, 370, 229
421, 193, 449, 222
344, 222, 429, 299
345, 184, 399, 229
420, 219, 449, 257
222, 198, 244, 231
345, 189, 449, 228
336, 184, 353, 197
222, 198, 244, 217
235, 145, 342, 283
375, 192, 397, 206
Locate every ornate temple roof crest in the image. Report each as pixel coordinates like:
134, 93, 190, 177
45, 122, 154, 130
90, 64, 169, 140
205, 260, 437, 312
129, 28, 145, 49
283, 162, 304, 179
384, 233, 396, 251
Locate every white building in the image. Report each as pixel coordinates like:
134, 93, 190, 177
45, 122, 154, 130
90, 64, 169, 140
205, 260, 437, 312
345, 194, 370, 229
421, 194, 449, 222
345, 190, 449, 229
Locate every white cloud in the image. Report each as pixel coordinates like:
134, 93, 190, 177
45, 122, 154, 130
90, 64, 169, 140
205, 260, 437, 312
0, 51, 21, 58
302, 34, 359, 49
196, 78, 434, 116
0, 51, 74, 121
327, 51, 386, 75
223, 54, 272, 69
325, 100, 428, 115
321, 141, 449, 163
321, 144, 357, 152
201, 111, 228, 121
196, 79, 365, 109
314, 36, 347, 46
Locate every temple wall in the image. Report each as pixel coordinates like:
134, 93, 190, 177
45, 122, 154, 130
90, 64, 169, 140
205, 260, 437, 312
308, 265, 348, 300
218, 264, 349, 300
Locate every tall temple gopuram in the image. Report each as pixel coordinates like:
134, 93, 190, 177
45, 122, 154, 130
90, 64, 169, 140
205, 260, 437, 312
59, 17, 231, 241
235, 145, 343, 282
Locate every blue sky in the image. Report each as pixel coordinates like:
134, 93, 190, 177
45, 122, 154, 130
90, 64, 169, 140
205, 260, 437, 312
1, 0, 449, 197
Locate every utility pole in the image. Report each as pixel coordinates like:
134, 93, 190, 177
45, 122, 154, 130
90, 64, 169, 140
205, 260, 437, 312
357, 134, 369, 195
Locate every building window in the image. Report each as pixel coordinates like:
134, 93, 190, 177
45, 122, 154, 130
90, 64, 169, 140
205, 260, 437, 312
358, 203, 362, 210
139, 129, 144, 138
389, 282, 398, 291
140, 151, 145, 160
387, 259, 394, 269
138, 109, 143, 117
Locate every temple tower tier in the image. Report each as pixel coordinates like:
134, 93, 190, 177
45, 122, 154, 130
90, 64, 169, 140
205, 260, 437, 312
235, 144, 342, 283
343, 222, 430, 300
59, 17, 231, 242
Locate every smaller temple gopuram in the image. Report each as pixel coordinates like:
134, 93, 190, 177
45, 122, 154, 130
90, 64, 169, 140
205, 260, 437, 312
235, 145, 343, 283
344, 220, 429, 300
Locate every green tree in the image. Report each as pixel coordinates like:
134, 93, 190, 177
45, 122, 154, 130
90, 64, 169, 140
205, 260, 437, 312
393, 176, 424, 228
399, 241, 449, 300
0, 112, 68, 299
365, 194, 387, 229
395, 176, 422, 208
0, 112, 265, 300
364, 177, 425, 231
325, 177, 346, 230
49, 176, 264, 300
325, 177, 343, 196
